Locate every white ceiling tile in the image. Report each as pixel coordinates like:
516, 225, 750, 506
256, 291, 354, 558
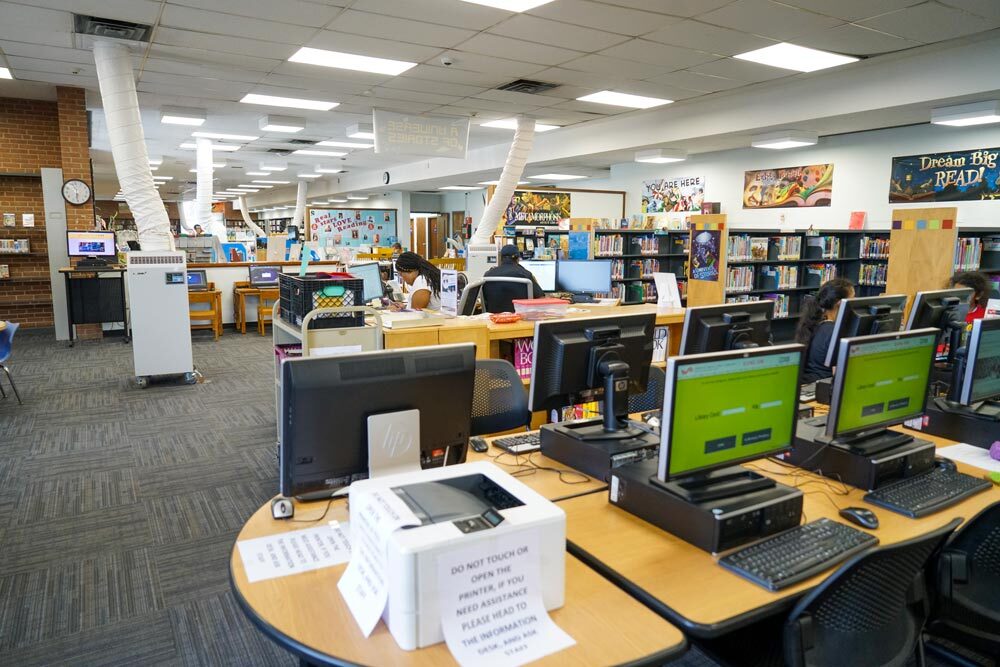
347, 0, 512, 30
0, 3, 73, 48
139, 71, 255, 97
165, 0, 348, 26
644, 20, 779, 55
859, 3, 1000, 41
597, 40, 721, 70
154, 28, 298, 60
526, 0, 680, 36
430, 105, 508, 120
343, 97, 439, 113
6, 56, 95, 77
305, 30, 446, 63
141, 58, 266, 85
939, 0, 1000, 19
266, 63, 391, 89
17, 0, 163, 23
146, 44, 282, 73
529, 109, 607, 124
547, 99, 626, 114
369, 87, 465, 105
159, 5, 318, 44
0, 41, 97, 65
686, 57, 792, 82
698, 0, 843, 41
488, 15, 631, 51
394, 64, 506, 87
453, 33, 584, 67
381, 74, 492, 98
643, 70, 746, 92
326, 10, 477, 48
14, 70, 99, 87
525, 67, 622, 89
793, 24, 921, 56
458, 99, 546, 114
474, 88, 570, 106
136, 80, 244, 100
775, 0, 924, 21
559, 53, 674, 78
600, 0, 735, 15
433, 51, 547, 78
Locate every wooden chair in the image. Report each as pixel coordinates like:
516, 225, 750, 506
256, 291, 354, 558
189, 283, 222, 340
258, 287, 280, 335
232, 281, 257, 334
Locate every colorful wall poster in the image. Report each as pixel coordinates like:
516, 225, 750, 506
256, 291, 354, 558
220, 242, 254, 262
890, 148, 1000, 202
502, 190, 571, 225
641, 176, 705, 213
742, 164, 834, 208
308, 209, 397, 247
690, 229, 721, 282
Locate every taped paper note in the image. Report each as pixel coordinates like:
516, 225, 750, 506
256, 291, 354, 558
237, 522, 351, 583
653, 272, 682, 309
437, 530, 574, 667
338, 487, 420, 636
937, 444, 1000, 473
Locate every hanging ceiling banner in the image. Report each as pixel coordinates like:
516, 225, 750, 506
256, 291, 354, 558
372, 109, 470, 159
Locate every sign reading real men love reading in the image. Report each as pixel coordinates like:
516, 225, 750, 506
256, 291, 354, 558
373, 109, 470, 159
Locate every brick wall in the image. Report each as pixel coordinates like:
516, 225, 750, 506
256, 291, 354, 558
0, 87, 96, 331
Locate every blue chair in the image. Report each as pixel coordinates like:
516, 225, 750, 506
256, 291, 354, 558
0, 321, 22, 405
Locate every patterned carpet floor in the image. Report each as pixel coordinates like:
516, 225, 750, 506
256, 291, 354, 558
0, 327, 297, 666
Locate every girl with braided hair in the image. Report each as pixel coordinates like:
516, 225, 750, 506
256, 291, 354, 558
796, 278, 854, 383
393, 251, 441, 311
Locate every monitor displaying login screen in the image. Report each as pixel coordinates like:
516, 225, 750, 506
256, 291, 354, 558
67, 231, 117, 257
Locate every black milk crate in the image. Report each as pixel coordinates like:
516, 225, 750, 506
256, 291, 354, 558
279, 273, 365, 329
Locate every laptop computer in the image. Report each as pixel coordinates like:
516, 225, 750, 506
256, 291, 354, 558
249, 264, 280, 288
187, 270, 209, 291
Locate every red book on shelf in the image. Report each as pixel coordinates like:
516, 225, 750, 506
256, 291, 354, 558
849, 211, 867, 230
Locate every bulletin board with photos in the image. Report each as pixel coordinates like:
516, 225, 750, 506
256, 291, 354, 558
306, 208, 398, 247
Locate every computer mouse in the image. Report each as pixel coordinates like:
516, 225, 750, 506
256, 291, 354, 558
839, 507, 879, 529
935, 457, 957, 472
469, 437, 489, 454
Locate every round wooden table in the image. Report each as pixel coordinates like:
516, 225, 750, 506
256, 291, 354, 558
231, 497, 687, 666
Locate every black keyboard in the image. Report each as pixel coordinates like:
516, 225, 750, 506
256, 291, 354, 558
864, 467, 991, 518
493, 432, 541, 454
719, 518, 878, 591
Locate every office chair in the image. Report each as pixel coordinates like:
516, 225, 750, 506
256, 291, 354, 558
0, 321, 22, 405
481, 277, 535, 314
628, 365, 666, 414
459, 280, 483, 316
784, 518, 961, 667
925, 501, 1000, 663
470, 359, 531, 436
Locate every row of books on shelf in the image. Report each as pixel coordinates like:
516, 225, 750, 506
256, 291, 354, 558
610, 258, 665, 279
860, 236, 890, 258
592, 216, 688, 231
772, 235, 802, 260
726, 265, 754, 292
729, 235, 769, 261
985, 236, 1000, 252
604, 282, 658, 303
724, 293, 791, 319
761, 265, 799, 289
858, 262, 887, 286
954, 237, 982, 271
805, 235, 841, 259
805, 263, 838, 285
594, 234, 674, 256
0, 239, 30, 254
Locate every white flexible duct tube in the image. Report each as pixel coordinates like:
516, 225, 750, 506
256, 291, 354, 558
177, 199, 195, 233
236, 196, 267, 237
196, 138, 224, 237
291, 180, 308, 231
93, 40, 173, 250
471, 117, 536, 245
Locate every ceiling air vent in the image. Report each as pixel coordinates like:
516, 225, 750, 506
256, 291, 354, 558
496, 79, 559, 95
73, 15, 153, 42
287, 139, 317, 145
267, 148, 294, 156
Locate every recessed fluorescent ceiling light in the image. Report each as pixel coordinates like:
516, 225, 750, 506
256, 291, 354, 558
438, 185, 483, 190
330, 198, 348, 203
240, 93, 338, 111
259, 161, 287, 171
288, 47, 416, 76
576, 91, 672, 109
150, 166, 159, 171
241, 184, 272, 188
258, 114, 306, 133
179, 142, 240, 151
347, 195, 369, 200
751, 130, 818, 150
160, 106, 206, 126
293, 149, 347, 157
191, 131, 258, 141
527, 173, 586, 180
347, 123, 375, 140
459, 0, 556, 10
317, 140, 374, 148
253, 180, 291, 185
245, 171, 270, 176
480, 119, 559, 132
734, 43, 858, 73
148, 158, 162, 166
478, 180, 529, 185
315, 166, 344, 174
153, 176, 174, 181
931, 100, 1000, 127
297, 173, 321, 178
0, 67, 13, 79
635, 148, 687, 164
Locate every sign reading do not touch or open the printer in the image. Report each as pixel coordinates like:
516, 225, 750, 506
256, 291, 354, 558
373, 109, 470, 159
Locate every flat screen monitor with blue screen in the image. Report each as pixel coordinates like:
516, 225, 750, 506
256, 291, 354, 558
556, 260, 612, 294
186, 270, 208, 290
521, 260, 556, 291
350, 262, 384, 302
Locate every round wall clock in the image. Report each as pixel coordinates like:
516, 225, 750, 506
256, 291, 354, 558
62, 179, 92, 205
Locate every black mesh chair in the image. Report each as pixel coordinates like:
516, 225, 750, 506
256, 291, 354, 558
470, 359, 531, 436
628, 365, 666, 414
481, 277, 534, 314
459, 280, 483, 316
783, 518, 961, 667
925, 501, 1000, 662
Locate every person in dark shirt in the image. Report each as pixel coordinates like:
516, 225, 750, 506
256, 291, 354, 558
796, 278, 854, 383
482, 245, 546, 312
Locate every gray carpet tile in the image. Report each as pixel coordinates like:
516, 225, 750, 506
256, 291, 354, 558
144, 487, 258, 546
17, 445, 136, 478
131, 432, 232, 468
13, 469, 139, 525
153, 533, 239, 607
136, 457, 258, 500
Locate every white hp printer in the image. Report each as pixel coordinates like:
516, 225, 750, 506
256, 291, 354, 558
349, 461, 566, 650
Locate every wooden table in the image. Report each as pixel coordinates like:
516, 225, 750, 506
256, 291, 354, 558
231, 499, 686, 667
560, 429, 1000, 638
233, 283, 261, 334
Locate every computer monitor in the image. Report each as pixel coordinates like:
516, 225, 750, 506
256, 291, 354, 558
186, 270, 208, 290
826, 328, 938, 448
824, 295, 907, 367
958, 317, 1000, 405
655, 345, 804, 494
248, 264, 280, 288
905, 288, 972, 363
528, 313, 655, 437
521, 259, 556, 292
350, 261, 384, 302
279, 344, 476, 499
67, 230, 117, 260
555, 260, 612, 295
679, 301, 774, 355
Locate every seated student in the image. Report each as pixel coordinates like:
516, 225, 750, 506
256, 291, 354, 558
950, 271, 991, 323
393, 252, 441, 311
391, 242, 403, 257
482, 245, 546, 313
795, 278, 854, 383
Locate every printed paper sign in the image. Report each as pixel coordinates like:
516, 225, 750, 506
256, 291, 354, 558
237, 522, 351, 583
22, 213, 34, 227
441, 269, 459, 316
338, 487, 420, 636
437, 530, 574, 667
653, 272, 682, 308
652, 326, 669, 363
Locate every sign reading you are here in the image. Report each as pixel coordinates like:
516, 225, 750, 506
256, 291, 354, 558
373, 109, 470, 159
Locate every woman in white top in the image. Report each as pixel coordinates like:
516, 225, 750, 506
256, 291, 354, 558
393, 251, 441, 311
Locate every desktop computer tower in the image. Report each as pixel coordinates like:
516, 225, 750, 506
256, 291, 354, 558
902, 398, 1000, 449
788, 419, 936, 490
610, 459, 803, 554
539, 420, 660, 482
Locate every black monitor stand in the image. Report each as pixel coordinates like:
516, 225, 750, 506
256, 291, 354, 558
813, 426, 914, 457
569, 292, 595, 304
77, 256, 112, 268
649, 466, 775, 503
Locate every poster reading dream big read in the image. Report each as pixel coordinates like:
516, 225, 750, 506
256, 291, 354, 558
309, 209, 397, 247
